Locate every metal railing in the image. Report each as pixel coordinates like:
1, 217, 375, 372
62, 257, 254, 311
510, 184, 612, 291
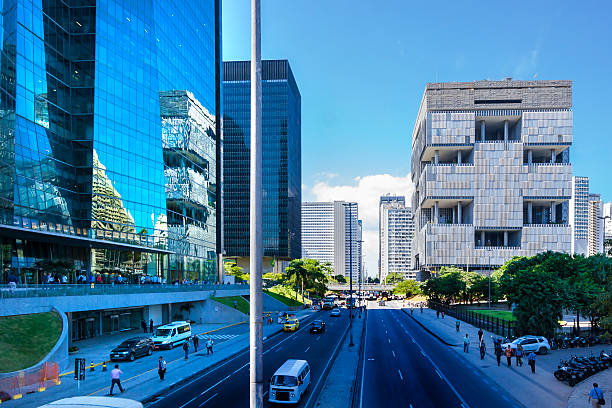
429, 301, 516, 339
0, 283, 247, 299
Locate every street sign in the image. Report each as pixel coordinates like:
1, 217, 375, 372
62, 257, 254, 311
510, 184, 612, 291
74, 358, 85, 381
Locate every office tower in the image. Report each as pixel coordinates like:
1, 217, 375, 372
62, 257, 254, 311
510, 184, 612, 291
587, 194, 603, 256
301, 201, 360, 280
570, 176, 590, 255
223, 60, 301, 273
604, 202, 612, 256
411, 79, 572, 274
379, 195, 414, 281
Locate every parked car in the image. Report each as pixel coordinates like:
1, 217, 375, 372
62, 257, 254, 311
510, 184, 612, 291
310, 320, 326, 334
283, 318, 300, 332
330, 308, 341, 317
110, 337, 153, 361
501, 335, 550, 355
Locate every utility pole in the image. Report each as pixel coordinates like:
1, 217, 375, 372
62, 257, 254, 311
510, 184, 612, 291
249, 0, 263, 406
344, 203, 355, 347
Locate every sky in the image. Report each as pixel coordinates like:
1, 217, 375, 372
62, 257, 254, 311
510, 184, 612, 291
222, 0, 612, 277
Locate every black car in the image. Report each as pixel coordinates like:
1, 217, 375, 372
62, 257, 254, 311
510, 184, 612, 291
110, 337, 154, 361
310, 320, 326, 334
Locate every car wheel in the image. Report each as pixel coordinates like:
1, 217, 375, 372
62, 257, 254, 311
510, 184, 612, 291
538, 347, 548, 355
147, 347, 153, 356
129, 353, 135, 361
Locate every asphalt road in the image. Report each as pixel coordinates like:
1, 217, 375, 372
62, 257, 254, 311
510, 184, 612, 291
359, 307, 524, 408
147, 310, 349, 408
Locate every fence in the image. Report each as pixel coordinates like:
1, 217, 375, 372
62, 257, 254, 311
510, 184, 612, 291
429, 301, 516, 339
0, 362, 59, 400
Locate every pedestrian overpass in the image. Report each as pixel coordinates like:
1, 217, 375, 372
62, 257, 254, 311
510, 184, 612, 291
327, 283, 393, 292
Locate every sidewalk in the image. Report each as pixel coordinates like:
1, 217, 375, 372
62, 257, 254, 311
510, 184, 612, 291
566, 369, 611, 408
315, 309, 366, 408
406, 307, 571, 408
4, 309, 315, 407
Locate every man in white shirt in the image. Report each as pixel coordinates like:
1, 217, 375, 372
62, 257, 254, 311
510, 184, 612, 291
109, 364, 124, 395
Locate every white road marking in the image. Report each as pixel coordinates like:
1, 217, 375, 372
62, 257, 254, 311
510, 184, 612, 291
392, 350, 396, 358
198, 392, 218, 407
305, 346, 311, 353
435, 369, 443, 379
231, 363, 248, 375
316, 336, 321, 341
398, 370, 403, 380
388, 338, 390, 344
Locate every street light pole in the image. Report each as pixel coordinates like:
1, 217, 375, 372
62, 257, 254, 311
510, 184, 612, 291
488, 250, 491, 309
249, 0, 263, 407
344, 202, 355, 347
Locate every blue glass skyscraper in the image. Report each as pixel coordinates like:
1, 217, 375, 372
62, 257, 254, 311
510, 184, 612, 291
223, 60, 301, 270
0, 0, 222, 284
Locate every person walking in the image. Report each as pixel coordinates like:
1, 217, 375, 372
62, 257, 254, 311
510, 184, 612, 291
479, 339, 486, 360
141, 319, 147, 333
109, 365, 124, 395
494, 340, 502, 366
588, 383, 605, 407
527, 351, 536, 373
515, 345, 523, 367
505, 345, 513, 367
456, 320, 460, 332
206, 337, 214, 355
149, 319, 154, 333
436, 310, 440, 319
441, 311, 445, 319
477, 328, 483, 344
193, 335, 199, 352
463, 333, 470, 353
182, 341, 189, 360
158, 357, 166, 380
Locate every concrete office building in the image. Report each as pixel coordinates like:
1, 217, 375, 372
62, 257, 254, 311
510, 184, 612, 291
411, 79, 573, 274
570, 176, 590, 255
379, 196, 415, 281
302, 201, 361, 281
587, 194, 604, 256
604, 202, 612, 256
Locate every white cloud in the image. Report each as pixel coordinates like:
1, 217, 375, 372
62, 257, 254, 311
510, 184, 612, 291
307, 173, 414, 278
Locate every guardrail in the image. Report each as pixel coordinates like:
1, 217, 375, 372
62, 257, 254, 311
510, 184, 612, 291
0, 283, 247, 299
429, 301, 516, 339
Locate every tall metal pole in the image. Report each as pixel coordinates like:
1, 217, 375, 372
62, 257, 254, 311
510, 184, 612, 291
488, 252, 491, 310
345, 203, 354, 347
249, 0, 263, 406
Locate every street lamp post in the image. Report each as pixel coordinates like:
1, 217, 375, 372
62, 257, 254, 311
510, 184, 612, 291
343, 202, 355, 347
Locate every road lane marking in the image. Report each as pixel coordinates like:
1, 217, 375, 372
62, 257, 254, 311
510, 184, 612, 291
198, 392, 218, 407
387, 338, 390, 344
305, 346, 311, 353
392, 350, 396, 358
435, 369, 443, 379
179, 375, 230, 408
398, 370, 403, 381
232, 363, 248, 375
316, 336, 321, 341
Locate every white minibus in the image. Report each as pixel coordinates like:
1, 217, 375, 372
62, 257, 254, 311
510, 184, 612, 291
151, 321, 191, 349
268, 359, 311, 404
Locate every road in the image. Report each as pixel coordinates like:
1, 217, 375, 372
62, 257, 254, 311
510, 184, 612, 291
147, 310, 349, 408
360, 305, 524, 408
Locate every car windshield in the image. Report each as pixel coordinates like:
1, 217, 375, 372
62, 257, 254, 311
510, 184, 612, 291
119, 341, 136, 347
286, 320, 296, 324
272, 375, 298, 386
155, 329, 172, 337
312, 321, 322, 327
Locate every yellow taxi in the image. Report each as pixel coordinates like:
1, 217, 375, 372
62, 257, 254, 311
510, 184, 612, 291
283, 318, 300, 332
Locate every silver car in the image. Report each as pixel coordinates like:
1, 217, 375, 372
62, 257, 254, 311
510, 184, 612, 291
501, 335, 550, 354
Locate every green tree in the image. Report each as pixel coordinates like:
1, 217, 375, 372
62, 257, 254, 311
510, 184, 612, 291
334, 274, 347, 284
385, 272, 405, 284
392, 280, 421, 297
285, 258, 329, 299
422, 266, 466, 304
224, 261, 247, 282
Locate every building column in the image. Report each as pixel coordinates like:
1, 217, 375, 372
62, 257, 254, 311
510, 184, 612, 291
504, 120, 509, 142
434, 150, 439, 164
457, 150, 462, 164
503, 231, 508, 247
527, 149, 533, 164
550, 202, 556, 223
457, 201, 462, 224
480, 231, 485, 247
452, 207, 456, 224
551, 149, 556, 164
527, 201, 533, 224
434, 201, 439, 224
480, 121, 485, 142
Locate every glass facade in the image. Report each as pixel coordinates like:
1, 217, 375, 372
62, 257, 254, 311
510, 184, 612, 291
0, 0, 221, 284
223, 60, 301, 260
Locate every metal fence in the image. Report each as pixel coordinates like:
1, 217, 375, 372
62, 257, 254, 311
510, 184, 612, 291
0, 362, 59, 400
429, 301, 516, 339
0, 283, 248, 299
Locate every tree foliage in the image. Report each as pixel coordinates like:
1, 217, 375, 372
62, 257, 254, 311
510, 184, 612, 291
385, 272, 405, 284
285, 258, 329, 298
224, 261, 247, 282
392, 280, 422, 297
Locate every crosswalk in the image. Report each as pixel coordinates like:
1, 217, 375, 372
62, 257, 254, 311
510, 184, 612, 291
194, 333, 239, 340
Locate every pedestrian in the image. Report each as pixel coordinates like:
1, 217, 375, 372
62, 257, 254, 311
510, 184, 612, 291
141, 319, 147, 333
158, 357, 166, 380
149, 319, 154, 333
410, 308, 414, 315
477, 328, 483, 343
7, 271, 18, 293
436, 310, 440, 319
505, 345, 513, 367
182, 341, 189, 359
233, 300, 237, 309
206, 337, 214, 355
420, 306, 423, 313
193, 335, 199, 352
463, 333, 470, 353
494, 341, 502, 366
588, 383, 605, 407
109, 364, 124, 395
456, 320, 460, 332
479, 339, 486, 360
527, 351, 536, 373
441, 311, 445, 319
515, 345, 523, 367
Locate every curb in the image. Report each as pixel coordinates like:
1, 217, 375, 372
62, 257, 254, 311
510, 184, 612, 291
401, 308, 459, 347
142, 311, 318, 406
350, 310, 367, 408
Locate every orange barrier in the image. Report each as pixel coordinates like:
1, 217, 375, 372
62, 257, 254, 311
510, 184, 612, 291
0, 362, 60, 401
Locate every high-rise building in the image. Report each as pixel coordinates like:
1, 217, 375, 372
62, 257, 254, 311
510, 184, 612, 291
0, 1, 222, 285
301, 201, 360, 281
411, 80, 573, 274
570, 176, 590, 255
587, 193, 603, 256
604, 202, 612, 256
223, 60, 301, 273
379, 196, 415, 281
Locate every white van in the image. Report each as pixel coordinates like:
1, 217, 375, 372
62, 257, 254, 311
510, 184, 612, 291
151, 321, 191, 349
268, 359, 311, 404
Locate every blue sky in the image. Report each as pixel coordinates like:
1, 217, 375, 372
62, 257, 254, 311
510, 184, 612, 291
222, 0, 612, 275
